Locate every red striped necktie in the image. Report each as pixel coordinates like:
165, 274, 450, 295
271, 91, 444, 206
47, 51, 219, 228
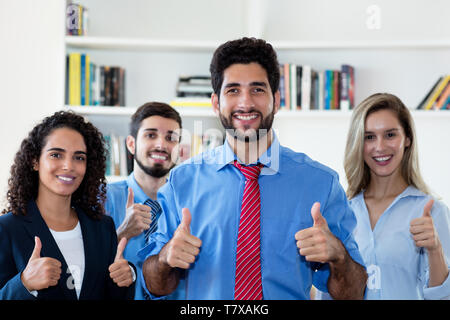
233, 160, 263, 300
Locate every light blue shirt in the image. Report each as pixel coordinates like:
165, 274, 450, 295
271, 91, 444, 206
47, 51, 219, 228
105, 173, 185, 300
317, 186, 450, 300
138, 133, 365, 299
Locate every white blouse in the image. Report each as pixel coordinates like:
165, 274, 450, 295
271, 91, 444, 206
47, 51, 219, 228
50, 221, 85, 299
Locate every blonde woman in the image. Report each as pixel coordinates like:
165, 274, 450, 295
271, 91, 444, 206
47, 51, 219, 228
319, 93, 450, 299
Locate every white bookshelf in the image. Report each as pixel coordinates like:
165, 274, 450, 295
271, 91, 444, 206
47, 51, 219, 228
62, 0, 450, 206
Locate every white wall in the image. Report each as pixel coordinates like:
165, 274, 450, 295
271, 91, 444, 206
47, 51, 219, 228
0, 0, 66, 206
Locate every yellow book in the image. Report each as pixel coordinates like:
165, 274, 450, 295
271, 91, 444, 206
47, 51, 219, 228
170, 99, 212, 107
69, 53, 81, 106
85, 54, 90, 105
424, 75, 450, 110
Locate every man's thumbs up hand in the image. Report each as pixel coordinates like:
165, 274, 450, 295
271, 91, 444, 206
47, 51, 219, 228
179, 208, 192, 233
311, 202, 328, 228
21, 236, 62, 292
295, 202, 345, 264
109, 237, 134, 287
161, 208, 202, 269
117, 187, 152, 241
410, 199, 441, 252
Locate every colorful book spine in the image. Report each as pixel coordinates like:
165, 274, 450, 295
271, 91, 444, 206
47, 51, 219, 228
301, 65, 311, 110
68, 53, 81, 106
283, 63, 290, 111
279, 65, 285, 108
424, 75, 450, 110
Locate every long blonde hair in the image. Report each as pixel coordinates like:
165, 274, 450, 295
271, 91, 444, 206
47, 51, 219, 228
344, 93, 431, 199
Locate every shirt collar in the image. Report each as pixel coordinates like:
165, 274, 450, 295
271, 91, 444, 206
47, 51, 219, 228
126, 172, 152, 204
354, 185, 427, 203
215, 129, 281, 175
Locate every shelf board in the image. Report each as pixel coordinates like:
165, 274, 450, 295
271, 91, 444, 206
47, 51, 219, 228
66, 105, 216, 117
65, 36, 220, 51
66, 36, 450, 51
273, 39, 450, 50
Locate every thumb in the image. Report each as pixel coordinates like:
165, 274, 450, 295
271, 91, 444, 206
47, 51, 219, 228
422, 199, 434, 217
126, 187, 134, 209
311, 202, 326, 226
30, 236, 42, 260
180, 208, 192, 233
114, 237, 127, 261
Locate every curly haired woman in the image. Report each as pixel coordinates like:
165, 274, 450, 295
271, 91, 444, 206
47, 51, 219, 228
0, 111, 135, 300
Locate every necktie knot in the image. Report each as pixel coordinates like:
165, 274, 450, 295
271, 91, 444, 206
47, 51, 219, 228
233, 160, 263, 181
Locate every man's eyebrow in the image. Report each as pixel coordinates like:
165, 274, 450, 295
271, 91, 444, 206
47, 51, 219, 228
224, 82, 241, 88
250, 81, 268, 87
224, 81, 268, 88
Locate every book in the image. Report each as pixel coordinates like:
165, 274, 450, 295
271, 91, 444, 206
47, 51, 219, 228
66, 2, 88, 36
170, 98, 212, 107
340, 65, 350, 111
283, 64, 290, 111
311, 70, 318, 110
416, 77, 443, 109
176, 75, 213, 98
435, 81, 450, 109
424, 75, 450, 110
68, 53, 81, 106
296, 65, 302, 110
279, 64, 286, 108
341, 65, 355, 109
333, 70, 340, 110
290, 64, 297, 111
301, 65, 311, 110
318, 71, 324, 110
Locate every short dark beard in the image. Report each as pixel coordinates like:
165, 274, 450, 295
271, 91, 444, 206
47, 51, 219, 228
219, 108, 275, 142
134, 156, 173, 178
134, 140, 175, 178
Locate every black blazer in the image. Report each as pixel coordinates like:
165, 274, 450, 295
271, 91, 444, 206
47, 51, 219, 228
0, 201, 135, 300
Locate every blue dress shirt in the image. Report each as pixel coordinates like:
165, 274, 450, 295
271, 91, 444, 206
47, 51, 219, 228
317, 186, 450, 300
105, 173, 185, 300
138, 132, 365, 299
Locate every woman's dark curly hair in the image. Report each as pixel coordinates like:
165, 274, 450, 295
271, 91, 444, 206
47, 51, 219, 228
209, 37, 280, 97
2, 110, 107, 219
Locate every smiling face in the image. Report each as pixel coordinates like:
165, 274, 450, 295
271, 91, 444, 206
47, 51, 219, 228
212, 62, 280, 142
35, 127, 87, 199
363, 109, 411, 180
128, 115, 180, 178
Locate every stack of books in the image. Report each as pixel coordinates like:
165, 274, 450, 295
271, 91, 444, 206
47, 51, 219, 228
65, 53, 125, 106
66, 1, 88, 36
176, 75, 213, 98
416, 75, 450, 110
279, 63, 355, 111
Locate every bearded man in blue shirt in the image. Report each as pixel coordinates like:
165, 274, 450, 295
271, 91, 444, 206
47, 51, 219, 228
105, 102, 185, 300
139, 37, 368, 300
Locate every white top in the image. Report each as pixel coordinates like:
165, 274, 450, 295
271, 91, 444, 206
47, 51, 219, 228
50, 221, 85, 299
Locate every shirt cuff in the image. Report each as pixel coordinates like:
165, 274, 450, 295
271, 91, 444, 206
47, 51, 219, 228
128, 263, 136, 282
138, 267, 167, 300
423, 268, 450, 300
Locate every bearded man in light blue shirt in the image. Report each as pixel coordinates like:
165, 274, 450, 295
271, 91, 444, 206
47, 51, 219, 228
139, 38, 368, 300
105, 102, 185, 300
